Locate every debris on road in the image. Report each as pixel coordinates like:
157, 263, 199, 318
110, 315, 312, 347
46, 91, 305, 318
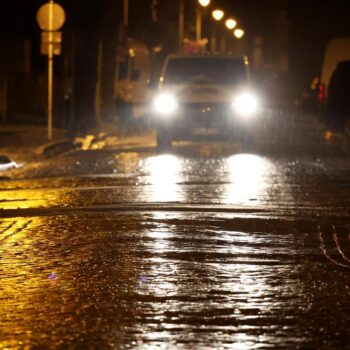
0, 155, 20, 172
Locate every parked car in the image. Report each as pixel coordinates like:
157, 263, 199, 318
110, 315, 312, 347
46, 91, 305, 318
326, 60, 350, 135
151, 54, 259, 149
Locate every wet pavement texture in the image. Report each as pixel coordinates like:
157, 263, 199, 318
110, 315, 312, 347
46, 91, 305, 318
1, 134, 350, 348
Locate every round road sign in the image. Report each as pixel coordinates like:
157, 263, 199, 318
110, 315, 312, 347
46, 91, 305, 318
37, 2, 66, 31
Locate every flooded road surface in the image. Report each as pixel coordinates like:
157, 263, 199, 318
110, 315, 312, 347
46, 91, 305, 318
1, 145, 350, 349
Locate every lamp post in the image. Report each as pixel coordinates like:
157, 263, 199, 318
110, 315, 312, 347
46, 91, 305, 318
114, 0, 129, 114
179, 0, 185, 52
151, 0, 158, 22
211, 9, 224, 52
233, 29, 245, 56
124, 0, 129, 27
196, 0, 211, 42
225, 19, 237, 53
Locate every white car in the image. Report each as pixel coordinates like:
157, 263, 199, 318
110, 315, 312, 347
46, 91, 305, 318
152, 54, 259, 149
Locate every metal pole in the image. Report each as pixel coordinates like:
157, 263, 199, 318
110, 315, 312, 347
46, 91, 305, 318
124, 0, 129, 27
220, 30, 226, 53
151, 0, 158, 23
196, 6, 202, 42
48, 48, 53, 140
48, 0, 54, 140
2, 79, 8, 123
211, 27, 216, 52
95, 40, 103, 125
179, 0, 184, 52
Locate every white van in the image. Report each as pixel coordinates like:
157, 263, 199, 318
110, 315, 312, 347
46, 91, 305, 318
152, 54, 259, 149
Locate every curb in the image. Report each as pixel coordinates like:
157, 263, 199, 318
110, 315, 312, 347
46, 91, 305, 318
36, 139, 82, 158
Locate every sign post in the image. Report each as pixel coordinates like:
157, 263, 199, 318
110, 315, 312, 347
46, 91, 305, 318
37, 1, 65, 140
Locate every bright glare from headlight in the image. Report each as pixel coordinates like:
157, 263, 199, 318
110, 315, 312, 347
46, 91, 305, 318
154, 93, 178, 115
233, 92, 258, 117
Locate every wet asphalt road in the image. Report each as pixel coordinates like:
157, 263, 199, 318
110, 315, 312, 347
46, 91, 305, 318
1, 127, 350, 349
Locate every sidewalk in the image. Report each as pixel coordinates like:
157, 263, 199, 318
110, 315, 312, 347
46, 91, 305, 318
0, 124, 68, 163
0, 122, 155, 167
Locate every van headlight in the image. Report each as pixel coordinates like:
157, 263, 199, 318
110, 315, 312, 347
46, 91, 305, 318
232, 92, 258, 117
154, 93, 178, 115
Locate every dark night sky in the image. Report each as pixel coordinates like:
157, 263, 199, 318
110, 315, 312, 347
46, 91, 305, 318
2, 0, 350, 91
2, 1, 350, 40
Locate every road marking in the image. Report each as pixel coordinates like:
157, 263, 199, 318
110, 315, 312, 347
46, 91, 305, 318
0, 219, 33, 243
332, 226, 350, 264
318, 225, 350, 269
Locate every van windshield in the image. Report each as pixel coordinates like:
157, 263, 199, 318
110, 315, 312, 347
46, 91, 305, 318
163, 57, 247, 85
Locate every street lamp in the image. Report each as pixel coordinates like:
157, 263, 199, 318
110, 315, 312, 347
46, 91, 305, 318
225, 18, 237, 30
234, 28, 245, 39
198, 0, 210, 7
224, 19, 238, 53
196, 0, 211, 42
211, 10, 224, 52
212, 9, 224, 21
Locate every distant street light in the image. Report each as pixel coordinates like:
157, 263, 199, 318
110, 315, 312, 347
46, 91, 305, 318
225, 18, 237, 30
196, 0, 211, 42
225, 19, 238, 53
211, 10, 224, 52
212, 9, 224, 21
234, 28, 245, 39
198, 0, 210, 7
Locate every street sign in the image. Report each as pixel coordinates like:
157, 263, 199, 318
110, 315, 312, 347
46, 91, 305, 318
41, 31, 62, 44
41, 31, 62, 55
37, 1, 66, 141
37, 2, 66, 32
41, 43, 62, 56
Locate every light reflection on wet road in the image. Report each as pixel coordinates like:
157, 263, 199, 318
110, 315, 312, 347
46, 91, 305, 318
1, 146, 350, 348
0, 150, 349, 216
1, 152, 286, 210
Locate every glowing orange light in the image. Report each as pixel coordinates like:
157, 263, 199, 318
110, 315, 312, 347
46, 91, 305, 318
212, 9, 224, 21
198, 0, 211, 7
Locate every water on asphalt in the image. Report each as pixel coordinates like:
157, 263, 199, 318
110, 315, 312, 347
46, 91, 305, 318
0, 144, 350, 349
